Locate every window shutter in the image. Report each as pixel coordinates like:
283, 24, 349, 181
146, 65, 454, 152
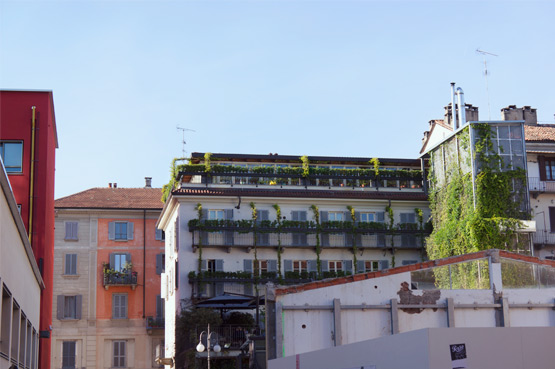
268, 260, 277, 272
344, 211, 351, 222
320, 260, 329, 272
65, 223, 71, 239
175, 217, 180, 252
112, 295, 118, 318
354, 212, 361, 222
156, 254, 163, 275
320, 211, 328, 222
283, 260, 292, 272
127, 222, 134, 240
379, 260, 389, 270
300, 211, 307, 221
57, 295, 64, 320
308, 260, 318, 273
215, 259, 224, 271
321, 233, 329, 246
75, 295, 82, 320
244, 260, 253, 275
125, 253, 132, 264
291, 211, 299, 221
155, 228, 162, 241
175, 261, 179, 290
343, 260, 353, 274
108, 222, 115, 240
377, 212, 385, 222
109, 253, 116, 269
72, 222, 78, 239
377, 234, 386, 247
356, 260, 365, 274
225, 209, 234, 220
201, 209, 207, 220
258, 210, 269, 221
539, 156, 547, 180
400, 213, 408, 223
200, 260, 207, 272
345, 234, 353, 247
156, 295, 163, 318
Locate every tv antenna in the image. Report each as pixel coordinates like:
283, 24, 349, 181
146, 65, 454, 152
176, 126, 196, 158
476, 48, 498, 119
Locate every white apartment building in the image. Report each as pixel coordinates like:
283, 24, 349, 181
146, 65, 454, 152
0, 159, 44, 369
157, 153, 431, 367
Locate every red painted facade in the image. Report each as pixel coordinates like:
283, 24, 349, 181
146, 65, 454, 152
0, 90, 58, 369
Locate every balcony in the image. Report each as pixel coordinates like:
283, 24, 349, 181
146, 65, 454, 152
195, 324, 254, 351
533, 231, 555, 246
146, 316, 164, 334
528, 177, 555, 195
102, 270, 138, 290
179, 164, 424, 191
189, 220, 430, 251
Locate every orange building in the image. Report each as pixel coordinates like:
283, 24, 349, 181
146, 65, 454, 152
52, 182, 165, 369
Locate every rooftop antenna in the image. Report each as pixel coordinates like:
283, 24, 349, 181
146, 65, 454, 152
476, 48, 498, 120
176, 126, 196, 158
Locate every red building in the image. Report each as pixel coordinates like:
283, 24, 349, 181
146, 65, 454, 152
0, 90, 58, 369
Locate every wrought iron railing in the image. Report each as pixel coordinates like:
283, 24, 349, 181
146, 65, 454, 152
195, 325, 253, 350
528, 177, 555, 193
103, 270, 138, 288
146, 316, 164, 329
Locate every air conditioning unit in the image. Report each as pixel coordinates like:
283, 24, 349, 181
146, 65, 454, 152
155, 344, 174, 367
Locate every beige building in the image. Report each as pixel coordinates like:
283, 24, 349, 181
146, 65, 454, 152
52, 181, 164, 369
0, 159, 44, 369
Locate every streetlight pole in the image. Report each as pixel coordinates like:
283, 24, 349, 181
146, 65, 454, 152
197, 323, 221, 369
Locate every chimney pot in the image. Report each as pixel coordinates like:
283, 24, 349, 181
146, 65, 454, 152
145, 177, 152, 188
109, 183, 112, 188
114, 183, 117, 188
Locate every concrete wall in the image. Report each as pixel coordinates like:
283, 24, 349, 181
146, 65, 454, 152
268, 327, 555, 369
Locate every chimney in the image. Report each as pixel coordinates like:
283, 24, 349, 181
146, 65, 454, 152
109, 183, 112, 188
145, 177, 152, 188
501, 105, 537, 125
113, 183, 117, 188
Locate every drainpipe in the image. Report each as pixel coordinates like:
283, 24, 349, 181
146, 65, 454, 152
143, 209, 146, 319
28, 106, 37, 243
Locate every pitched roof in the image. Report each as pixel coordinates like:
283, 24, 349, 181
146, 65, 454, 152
524, 125, 555, 143
172, 187, 429, 201
55, 187, 163, 209
273, 249, 555, 296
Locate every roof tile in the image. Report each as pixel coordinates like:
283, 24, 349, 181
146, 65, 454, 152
55, 188, 163, 209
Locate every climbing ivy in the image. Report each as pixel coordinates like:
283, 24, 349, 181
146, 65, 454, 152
346, 205, 358, 271
272, 204, 283, 280
310, 204, 322, 277
427, 123, 530, 267
161, 157, 186, 202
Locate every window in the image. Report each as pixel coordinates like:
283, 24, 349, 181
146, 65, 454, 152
208, 210, 224, 220
360, 212, 375, 223
113, 341, 126, 368
62, 341, 76, 369
64, 254, 77, 275
328, 212, 343, 221
253, 260, 268, 276
363, 261, 379, 272
110, 253, 131, 272
328, 261, 343, 272
292, 260, 308, 273
56, 295, 82, 320
112, 294, 128, 319
546, 159, 555, 180
0, 141, 23, 173
115, 222, 127, 240
64, 221, 78, 241
108, 221, 134, 241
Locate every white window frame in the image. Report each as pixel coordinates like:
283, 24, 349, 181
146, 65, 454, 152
112, 294, 128, 319
328, 261, 343, 272
115, 222, 128, 240
113, 340, 126, 368
253, 260, 268, 276
360, 212, 375, 223
364, 260, 379, 272
292, 260, 308, 273
63, 296, 77, 319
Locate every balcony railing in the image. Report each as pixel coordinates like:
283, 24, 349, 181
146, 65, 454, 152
190, 228, 427, 250
179, 164, 424, 190
533, 231, 555, 245
146, 316, 165, 330
103, 270, 138, 290
528, 177, 555, 193
195, 325, 253, 351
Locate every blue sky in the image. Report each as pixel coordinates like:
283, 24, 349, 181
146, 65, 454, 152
1, 0, 554, 199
